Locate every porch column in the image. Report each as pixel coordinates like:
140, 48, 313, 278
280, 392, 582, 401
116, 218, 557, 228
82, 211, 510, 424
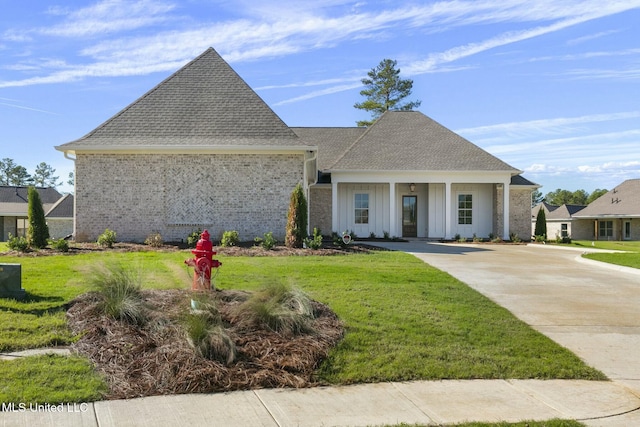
444, 181, 452, 239
331, 181, 339, 233
502, 179, 510, 240
389, 182, 397, 237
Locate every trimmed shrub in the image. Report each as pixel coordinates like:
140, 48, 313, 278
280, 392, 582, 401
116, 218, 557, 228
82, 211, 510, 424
97, 228, 117, 248
186, 229, 202, 248
90, 263, 146, 325
304, 228, 323, 250
27, 187, 49, 249
144, 232, 163, 247
51, 238, 69, 252
220, 230, 239, 247
255, 231, 277, 250
7, 234, 29, 252
285, 183, 308, 248
534, 208, 547, 239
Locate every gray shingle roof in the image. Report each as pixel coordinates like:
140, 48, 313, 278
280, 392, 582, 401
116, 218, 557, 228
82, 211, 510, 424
328, 111, 520, 172
57, 48, 307, 150
511, 175, 539, 187
292, 127, 366, 170
546, 204, 587, 220
46, 194, 74, 218
0, 186, 62, 204
572, 179, 640, 218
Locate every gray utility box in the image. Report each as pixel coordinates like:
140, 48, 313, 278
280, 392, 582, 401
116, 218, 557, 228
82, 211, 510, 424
0, 264, 26, 300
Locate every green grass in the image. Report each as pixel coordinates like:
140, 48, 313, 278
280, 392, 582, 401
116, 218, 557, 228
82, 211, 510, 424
0, 354, 107, 404
569, 240, 640, 269
215, 252, 604, 383
389, 421, 584, 427
571, 240, 640, 252
0, 249, 604, 404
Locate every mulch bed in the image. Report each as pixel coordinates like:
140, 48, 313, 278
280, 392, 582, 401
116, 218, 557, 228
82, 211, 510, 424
67, 288, 344, 400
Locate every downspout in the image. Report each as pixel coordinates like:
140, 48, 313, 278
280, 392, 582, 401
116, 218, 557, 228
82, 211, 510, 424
304, 150, 318, 237
62, 151, 77, 239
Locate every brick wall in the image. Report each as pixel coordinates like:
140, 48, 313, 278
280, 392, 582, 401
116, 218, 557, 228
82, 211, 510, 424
509, 188, 532, 241
309, 185, 332, 235
75, 153, 304, 242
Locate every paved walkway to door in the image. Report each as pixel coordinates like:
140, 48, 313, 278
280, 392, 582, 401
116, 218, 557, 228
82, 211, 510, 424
369, 241, 640, 396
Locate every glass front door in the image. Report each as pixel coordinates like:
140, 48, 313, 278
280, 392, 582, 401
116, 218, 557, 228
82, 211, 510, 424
402, 196, 417, 237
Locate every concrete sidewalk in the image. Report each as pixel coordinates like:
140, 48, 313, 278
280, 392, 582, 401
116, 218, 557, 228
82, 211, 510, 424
2, 379, 640, 426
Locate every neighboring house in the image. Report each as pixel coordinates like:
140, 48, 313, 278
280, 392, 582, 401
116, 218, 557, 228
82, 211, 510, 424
531, 202, 587, 240
571, 179, 640, 241
531, 178, 640, 241
0, 186, 73, 241
55, 47, 536, 243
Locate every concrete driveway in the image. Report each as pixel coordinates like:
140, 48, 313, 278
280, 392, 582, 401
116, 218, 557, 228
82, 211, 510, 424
369, 241, 640, 394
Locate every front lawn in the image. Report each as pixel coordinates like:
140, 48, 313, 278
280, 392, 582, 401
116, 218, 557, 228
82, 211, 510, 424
0, 249, 604, 404
570, 240, 640, 269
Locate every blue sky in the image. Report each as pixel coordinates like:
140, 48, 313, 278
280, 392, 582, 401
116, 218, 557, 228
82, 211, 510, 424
1, 0, 639, 195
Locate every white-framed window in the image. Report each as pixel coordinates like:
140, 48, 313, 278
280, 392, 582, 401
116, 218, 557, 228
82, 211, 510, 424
561, 223, 568, 238
599, 221, 613, 238
457, 194, 472, 225
16, 218, 28, 237
354, 193, 369, 224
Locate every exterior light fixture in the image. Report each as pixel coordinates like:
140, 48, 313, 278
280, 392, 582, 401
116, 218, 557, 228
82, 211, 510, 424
409, 183, 416, 192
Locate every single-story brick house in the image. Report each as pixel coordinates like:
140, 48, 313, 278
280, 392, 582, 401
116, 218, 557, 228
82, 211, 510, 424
532, 178, 640, 241
0, 186, 73, 240
56, 48, 536, 243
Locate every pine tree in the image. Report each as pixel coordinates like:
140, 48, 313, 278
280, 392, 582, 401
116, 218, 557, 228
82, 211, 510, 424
285, 183, 308, 248
27, 186, 50, 249
354, 59, 421, 127
534, 208, 547, 239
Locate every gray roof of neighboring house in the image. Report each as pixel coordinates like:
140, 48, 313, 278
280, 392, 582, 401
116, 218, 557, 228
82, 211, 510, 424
327, 111, 521, 172
572, 179, 640, 218
0, 186, 65, 216
57, 48, 308, 151
46, 194, 74, 218
291, 127, 366, 170
546, 204, 587, 220
0, 186, 62, 204
511, 175, 539, 187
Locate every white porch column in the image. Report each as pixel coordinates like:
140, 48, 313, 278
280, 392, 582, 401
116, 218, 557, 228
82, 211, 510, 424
502, 179, 510, 240
331, 181, 339, 233
444, 181, 452, 239
389, 181, 397, 237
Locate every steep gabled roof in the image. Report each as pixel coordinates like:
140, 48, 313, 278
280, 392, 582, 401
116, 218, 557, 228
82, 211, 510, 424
57, 48, 307, 151
328, 111, 520, 172
292, 127, 366, 170
546, 204, 587, 220
572, 179, 640, 218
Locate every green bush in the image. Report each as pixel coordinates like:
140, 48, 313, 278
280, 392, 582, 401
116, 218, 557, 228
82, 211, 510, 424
7, 234, 29, 252
234, 281, 315, 336
304, 227, 323, 250
254, 231, 277, 250
509, 232, 522, 243
27, 187, 49, 249
144, 232, 163, 247
220, 230, 239, 247
51, 238, 69, 252
97, 228, 117, 248
90, 263, 146, 325
534, 208, 547, 239
285, 183, 308, 248
186, 229, 202, 248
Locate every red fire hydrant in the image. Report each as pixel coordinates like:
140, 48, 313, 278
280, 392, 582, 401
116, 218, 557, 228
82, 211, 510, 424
184, 230, 221, 291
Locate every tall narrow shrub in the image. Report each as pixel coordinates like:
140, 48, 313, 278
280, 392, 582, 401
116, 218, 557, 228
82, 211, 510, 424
534, 207, 547, 239
285, 183, 307, 248
27, 187, 49, 249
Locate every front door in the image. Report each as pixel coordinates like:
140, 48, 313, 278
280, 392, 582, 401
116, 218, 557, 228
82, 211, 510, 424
624, 221, 631, 240
402, 196, 417, 237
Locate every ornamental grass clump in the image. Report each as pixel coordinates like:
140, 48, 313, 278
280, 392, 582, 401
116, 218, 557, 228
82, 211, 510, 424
90, 263, 147, 325
235, 281, 315, 336
184, 294, 236, 365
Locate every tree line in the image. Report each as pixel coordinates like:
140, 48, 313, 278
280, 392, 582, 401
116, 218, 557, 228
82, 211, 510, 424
0, 158, 72, 189
532, 188, 608, 207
